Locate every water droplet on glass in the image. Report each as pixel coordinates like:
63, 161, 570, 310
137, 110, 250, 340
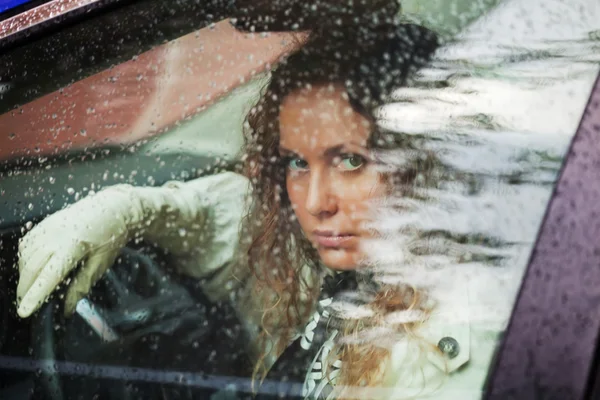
25, 221, 33, 230
67, 188, 75, 195
49, 177, 56, 184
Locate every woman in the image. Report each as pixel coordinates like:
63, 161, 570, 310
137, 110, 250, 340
15, 11, 498, 400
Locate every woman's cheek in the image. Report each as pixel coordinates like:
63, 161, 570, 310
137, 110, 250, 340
334, 168, 386, 201
286, 178, 306, 212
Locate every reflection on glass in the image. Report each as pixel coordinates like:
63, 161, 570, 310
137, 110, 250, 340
369, 0, 599, 397
0, 0, 599, 399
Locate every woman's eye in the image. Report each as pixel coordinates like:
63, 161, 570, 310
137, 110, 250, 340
338, 154, 365, 171
287, 157, 309, 171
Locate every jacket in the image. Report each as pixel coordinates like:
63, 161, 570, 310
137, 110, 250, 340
17, 171, 510, 399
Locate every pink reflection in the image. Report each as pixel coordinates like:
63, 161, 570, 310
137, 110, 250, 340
0, 20, 307, 161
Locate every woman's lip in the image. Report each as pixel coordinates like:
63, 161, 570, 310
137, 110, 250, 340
312, 232, 357, 248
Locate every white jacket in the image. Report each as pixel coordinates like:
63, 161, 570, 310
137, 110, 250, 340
17, 171, 512, 399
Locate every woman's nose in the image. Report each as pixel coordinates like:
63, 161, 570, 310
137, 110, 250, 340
305, 170, 337, 217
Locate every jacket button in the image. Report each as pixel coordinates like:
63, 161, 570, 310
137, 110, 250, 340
438, 336, 460, 359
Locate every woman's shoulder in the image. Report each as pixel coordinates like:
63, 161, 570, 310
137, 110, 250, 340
384, 266, 509, 399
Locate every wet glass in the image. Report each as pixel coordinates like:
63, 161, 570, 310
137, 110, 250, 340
0, 0, 598, 399
366, 1, 599, 398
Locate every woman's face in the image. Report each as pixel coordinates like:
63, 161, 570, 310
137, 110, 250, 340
279, 84, 387, 270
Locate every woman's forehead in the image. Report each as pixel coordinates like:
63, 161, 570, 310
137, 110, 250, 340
279, 85, 372, 151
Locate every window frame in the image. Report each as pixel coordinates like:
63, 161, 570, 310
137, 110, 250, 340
3, 0, 600, 398
484, 72, 600, 399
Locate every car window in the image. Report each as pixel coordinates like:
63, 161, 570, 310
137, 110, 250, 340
486, 72, 600, 400
0, 0, 599, 399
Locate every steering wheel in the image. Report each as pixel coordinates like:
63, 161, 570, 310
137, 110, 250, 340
31, 246, 224, 400
0, 277, 8, 355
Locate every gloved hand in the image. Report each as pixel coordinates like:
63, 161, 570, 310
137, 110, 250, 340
16, 171, 248, 318
17, 185, 139, 318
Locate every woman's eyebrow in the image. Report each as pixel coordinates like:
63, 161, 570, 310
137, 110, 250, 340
324, 143, 368, 157
279, 142, 367, 157
280, 144, 345, 158
323, 144, 346, 158
278, 146, 298, 156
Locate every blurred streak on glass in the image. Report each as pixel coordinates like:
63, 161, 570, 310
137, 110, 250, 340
0, 0, 598, 399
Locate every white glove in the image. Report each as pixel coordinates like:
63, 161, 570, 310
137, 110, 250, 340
16, 171, 249, 318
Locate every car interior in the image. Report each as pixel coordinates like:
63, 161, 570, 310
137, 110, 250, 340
0, 0, 599, 399
1, 1, 261, 399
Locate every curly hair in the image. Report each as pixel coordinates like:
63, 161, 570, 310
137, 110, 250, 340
238, 21, 441, 395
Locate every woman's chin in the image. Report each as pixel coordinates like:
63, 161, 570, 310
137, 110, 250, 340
318, 247, 361, 271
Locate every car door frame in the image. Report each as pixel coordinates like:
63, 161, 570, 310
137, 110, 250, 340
484, 71, 600, 400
